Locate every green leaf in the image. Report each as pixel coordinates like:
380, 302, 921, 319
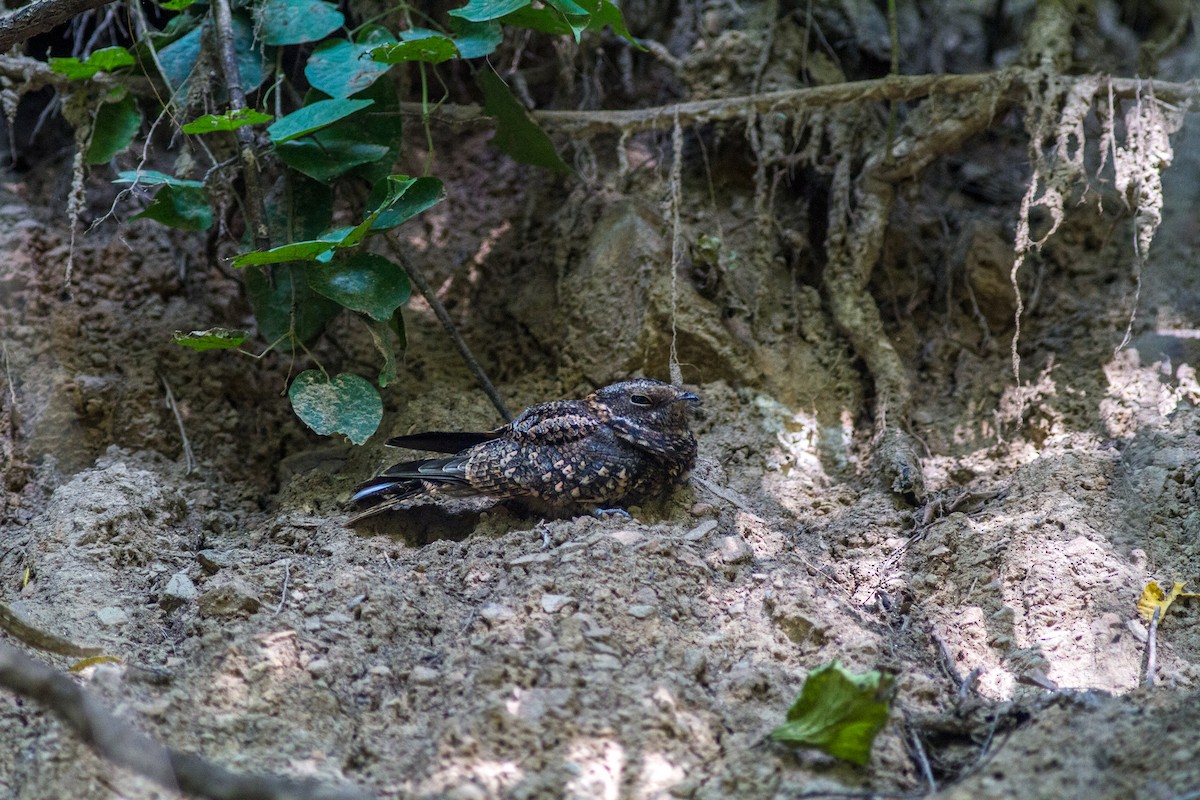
133, 184, 212, 231
232, 239, 337, 267
288, 370, 382, 444
476, 69, 570, 174
274, 82, 400, 183
450, 0, 529, 22
501, 6, 572, 35
304, 26, 395, 99
584, 0, 639, 47
267, 98, 374, 143
257, 0, 345, 45
231, 14, 270, 91
49, 46, 135, 79
768, 662, 894, 766
368, 175, 444, 230
275, 138, 390, 183
449, 18, 503, 58
85, 90, 142, 165
182, 108, 273, 134
156, 24, 202, 90
267, 173, 334, 242
308, 253, 411, 321
245, 266, 341, 344
363, 316, 399, 387
160, 0, 196, 10
173, 328, 248, 351
369, 36, 458, 65
115, 170, 203, 188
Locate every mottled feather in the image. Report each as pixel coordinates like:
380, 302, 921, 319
349, 379, 700, 520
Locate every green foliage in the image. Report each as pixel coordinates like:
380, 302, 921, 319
370, 36, 459, 65
305, 26, 395, 98
768, 662, 895, 766
55, 0, 634, 441
134, 184, 212, 230
49, 46, 134, 79
308, 253, 411, 322
181, 108, 273, 134
478, 69, 571, 174
85, 89, 141, 164
173, 329, 249, 350
288, 370, 383, 444
256, 0, 345, 45
267, 98, 375, 143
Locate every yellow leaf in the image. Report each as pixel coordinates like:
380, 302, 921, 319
68, 655, 121, 672
1137, 580, 1200, 621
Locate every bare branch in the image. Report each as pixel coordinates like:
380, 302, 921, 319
386, 235, 513, 422
399, 71, 1200, 136
0, 643, 375, 800
0, 0, 112, 53
210, 0, 270, 251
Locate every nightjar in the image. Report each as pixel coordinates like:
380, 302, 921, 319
350, 379, 700, 519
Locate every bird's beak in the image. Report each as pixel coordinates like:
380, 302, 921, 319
677, 391, 701, 406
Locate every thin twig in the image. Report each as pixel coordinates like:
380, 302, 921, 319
1145, 606, 1160, 687
274, 559, 291, 615
906, 717, 937, 793
395, 71, 1200, 136
210, 0, 270, 251
159, 372, 196, 475
385, 235, 512, 422
0, 0, 114, 52
0, 602, 103, 658
0, 643, 375, 800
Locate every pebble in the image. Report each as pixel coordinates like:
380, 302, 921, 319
306, 658, 331, 677
160, 572, 198, 611
197, 550, 232, 574
609, 529, 644, 546
684, 519, 719, 541
509, 553, 553, 566
480, 603, 515, 621
541, 594, 575, 613
717, 534, 754, 564
410, 666, 440, 684
96, 606, 129, 626
626, 604, 656, 619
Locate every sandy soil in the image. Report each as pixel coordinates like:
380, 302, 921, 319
4, 25, 1200, 800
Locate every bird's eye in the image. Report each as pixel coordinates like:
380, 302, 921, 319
630, 394, 653, 407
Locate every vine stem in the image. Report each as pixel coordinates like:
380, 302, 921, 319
210, 0, 270, 251
386, 235, 513, 422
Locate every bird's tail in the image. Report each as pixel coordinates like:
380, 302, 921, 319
347, 456, 471, 521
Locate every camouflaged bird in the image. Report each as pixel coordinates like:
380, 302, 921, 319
349, 379, 700, 520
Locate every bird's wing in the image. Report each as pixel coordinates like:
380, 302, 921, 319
385, 430, 504, 453
508, 400, 603, 445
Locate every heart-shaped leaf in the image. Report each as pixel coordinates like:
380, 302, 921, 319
288, 370, 382, 444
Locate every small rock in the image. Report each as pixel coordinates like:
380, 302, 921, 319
96, 606, 129, 626
306, 658, 331, 677
610, 529, 643, 546
322, 611, 353, 625
626, 604, 656, 619
541, 594, 575, 613
716, 534, 754, 564
684, 519, 719, 541
160, 572, 198, 611
509, 553, 553, 566
592, 654, 622, 670
197, 550, 232, 574
198, 574, 261, 618
410, 666, 440, 684
480, 603, 515, 622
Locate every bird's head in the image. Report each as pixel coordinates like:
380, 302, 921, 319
588, 379, 701, 432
